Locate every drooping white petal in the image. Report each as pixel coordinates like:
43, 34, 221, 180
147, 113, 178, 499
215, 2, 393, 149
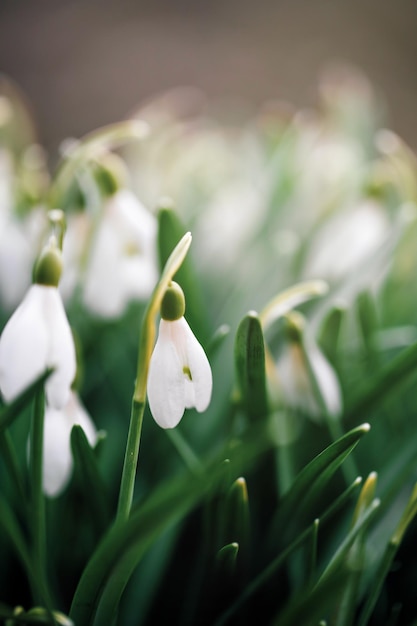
83, 219, 128, 318
176, 317, 212, 412
65, 391, 98, 448
147, 318, 212, 428
147, 320, 186, 428
0, 285, 49, 402
276, 343, 318, 417
42, 287, 77, 409
0, 285, 76, 409
42, 405, 74, 498
309, 342, 343, 417
40, 391, 97, 497
275, 339, 342, 421
82, 189, 158, 318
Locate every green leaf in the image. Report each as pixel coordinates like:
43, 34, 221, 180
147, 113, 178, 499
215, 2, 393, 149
345, 341, 417, 425
71, 425, 112, 536
219, 477, 250, 573
214, 478, 362, 626
358, 483, 417, 626
272, 569, 350, 626
0, 496, 54, 612
70, 424, 271, 626
234, 312, 268, 421
318, 303, 346, 363
216, 542, 239, 577
0, 369, 52, 434
316, 497, 380, 586
270, 424, 370, 543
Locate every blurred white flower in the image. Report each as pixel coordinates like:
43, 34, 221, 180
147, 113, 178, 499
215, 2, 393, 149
81, 189, 158, 318
39, 391, 97, 497
147, 317, 212, 429
0, 148, 48, 310
276, 335, 342, 422
302, 199, 390, 282
0, 284, 76, 408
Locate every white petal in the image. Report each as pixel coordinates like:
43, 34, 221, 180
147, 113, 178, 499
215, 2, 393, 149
0, 285, 49, 402
41, 287, 76, 409
83, 221, 128, 318
310, 344, 343, 417
65, 391, 98, 447
42, 405, 73, 497
178, 318, 212, 412
147, 320, 186, 428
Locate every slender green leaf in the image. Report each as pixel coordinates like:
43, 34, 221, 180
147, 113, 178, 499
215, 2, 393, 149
71, 425, 112, 536
270, 424, 369, 542
273, 569, 350, 626
70, 425, 271, 626
0, 369, 52, 434
215, 478, 362, 626
345, 341, 417, 425
234, 312, 268, 421
358, 483, 417, 626
317, 498, 381, 586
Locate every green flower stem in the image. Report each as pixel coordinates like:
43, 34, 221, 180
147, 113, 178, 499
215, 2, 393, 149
48, 120, 149, 208
116, 400, 145, 523
116, 232, 192, 523
29, 387, 48, 604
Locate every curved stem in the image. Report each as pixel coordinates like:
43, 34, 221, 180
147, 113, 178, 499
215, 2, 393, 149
116, 400, 145, 523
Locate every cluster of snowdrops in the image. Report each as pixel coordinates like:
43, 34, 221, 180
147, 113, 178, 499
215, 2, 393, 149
1, 67, 417, 625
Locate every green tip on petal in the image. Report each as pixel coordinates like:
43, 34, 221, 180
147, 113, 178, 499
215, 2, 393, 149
161, 281, 186, 321
34, 242, 63, 287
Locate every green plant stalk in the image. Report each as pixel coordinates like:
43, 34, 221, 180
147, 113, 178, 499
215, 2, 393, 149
29, 387, 48, 604
116, 232, 192, 522
116, 399, 145, 523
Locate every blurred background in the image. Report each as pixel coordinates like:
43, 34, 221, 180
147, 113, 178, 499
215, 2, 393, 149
1, 0, 416, 157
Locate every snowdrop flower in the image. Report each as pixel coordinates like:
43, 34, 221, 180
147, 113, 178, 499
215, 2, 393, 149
147, 281, 212, 429
82, 188, 158, 318
275, 312, 342, 421
41, 390, 98, 497
302, 198, 390, 282
0, 236, 76, 408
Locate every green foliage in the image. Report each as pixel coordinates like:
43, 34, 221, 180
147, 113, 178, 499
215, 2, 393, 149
2, 68, 417, 626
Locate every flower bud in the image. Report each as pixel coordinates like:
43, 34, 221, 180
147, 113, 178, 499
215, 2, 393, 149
92, 153, 128, 197
160, 281, 186, 321
34, 243, 63, 287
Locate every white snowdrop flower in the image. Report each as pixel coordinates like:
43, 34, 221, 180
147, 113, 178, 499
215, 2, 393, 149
147, 281, 212, 429
0, 240, 76, 409
41, 390, 98, 497
82, 188, 158, 318
302, 199, 390, 282
275, 313, 342, 421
